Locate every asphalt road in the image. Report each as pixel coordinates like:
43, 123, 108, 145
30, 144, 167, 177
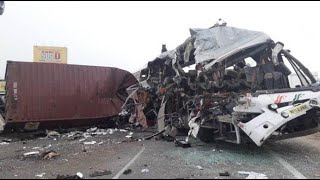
0, 129, 319, 179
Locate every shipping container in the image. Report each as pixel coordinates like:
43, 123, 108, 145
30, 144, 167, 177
4, 61, 137, 130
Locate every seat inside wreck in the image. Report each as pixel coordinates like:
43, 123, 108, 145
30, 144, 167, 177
121, 24, 320, 146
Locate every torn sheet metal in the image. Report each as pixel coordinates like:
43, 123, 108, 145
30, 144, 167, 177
191, 26, 271, 65
127, 89, 150, 128
124, 21, 320, 146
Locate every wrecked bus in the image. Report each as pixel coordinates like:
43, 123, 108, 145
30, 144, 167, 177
123, 22, 320, 146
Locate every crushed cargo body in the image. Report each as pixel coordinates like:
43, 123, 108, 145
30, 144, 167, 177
1, 61, 138, 131
123, 21, 320, 146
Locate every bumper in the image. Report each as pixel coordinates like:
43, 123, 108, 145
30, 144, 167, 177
238, 97, 320, 146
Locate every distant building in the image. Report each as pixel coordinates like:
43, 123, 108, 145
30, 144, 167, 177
0, 80, 5, 96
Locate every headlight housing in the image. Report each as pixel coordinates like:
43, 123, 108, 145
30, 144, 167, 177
270, 104, 278, 110
309, 99, 319, 107
281, 112, 289, 118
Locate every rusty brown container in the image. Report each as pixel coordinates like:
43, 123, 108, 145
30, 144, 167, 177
4, 61, 137, 129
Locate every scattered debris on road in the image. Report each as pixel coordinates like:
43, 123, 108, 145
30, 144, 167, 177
219, 172, 230, 176
83, 141, 97, 145
32, 147, 41, 150
46, 130, 61, 139
238, 171, 268, 179
89, 170, 112, 177
106, 128, 115, 135
175, 140, 191, 148
42, 150, 60, 160
56, 172, 83, 179
1, 138, 12, 143
23, 151, 40, 157
143, 129, 166, 140
141, 169, 149, 173
77, 172, 84, 179
126, 132, 134, 138
123, 169, 132, 175
35, 173, 46, 178
98, 141, 103, 145
119, 129, 128, 132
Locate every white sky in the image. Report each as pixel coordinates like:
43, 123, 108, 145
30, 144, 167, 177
1, 1, 320, 79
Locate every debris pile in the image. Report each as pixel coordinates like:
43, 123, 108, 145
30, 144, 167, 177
56, 172, 83, 179
42, 127, 132, 143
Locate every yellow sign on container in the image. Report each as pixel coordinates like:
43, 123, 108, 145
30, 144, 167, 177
0, 81, 5, 94
33, 46, 67, 64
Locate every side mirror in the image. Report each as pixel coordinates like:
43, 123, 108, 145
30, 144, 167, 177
0, 1, 5, 16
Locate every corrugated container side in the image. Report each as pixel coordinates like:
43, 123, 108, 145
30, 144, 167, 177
4, 61, 137, 125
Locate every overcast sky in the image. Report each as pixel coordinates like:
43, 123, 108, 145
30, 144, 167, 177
1, 1, 320, 79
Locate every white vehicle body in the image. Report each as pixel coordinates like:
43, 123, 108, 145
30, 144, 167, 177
236, 90, 320, 146
126, 22, 320, 146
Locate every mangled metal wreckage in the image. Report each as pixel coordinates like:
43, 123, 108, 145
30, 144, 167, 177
123, 23, 320, 146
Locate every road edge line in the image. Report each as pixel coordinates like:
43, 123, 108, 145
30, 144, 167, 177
267, 148, 307, 179
112, 146, 146, 179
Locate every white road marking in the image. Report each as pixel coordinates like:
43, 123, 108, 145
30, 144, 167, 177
0, 114, 5, 131
112, 147, 146, 179
267, 148, 307, 179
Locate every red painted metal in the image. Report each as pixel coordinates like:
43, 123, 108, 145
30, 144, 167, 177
4, 61, 137, 125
